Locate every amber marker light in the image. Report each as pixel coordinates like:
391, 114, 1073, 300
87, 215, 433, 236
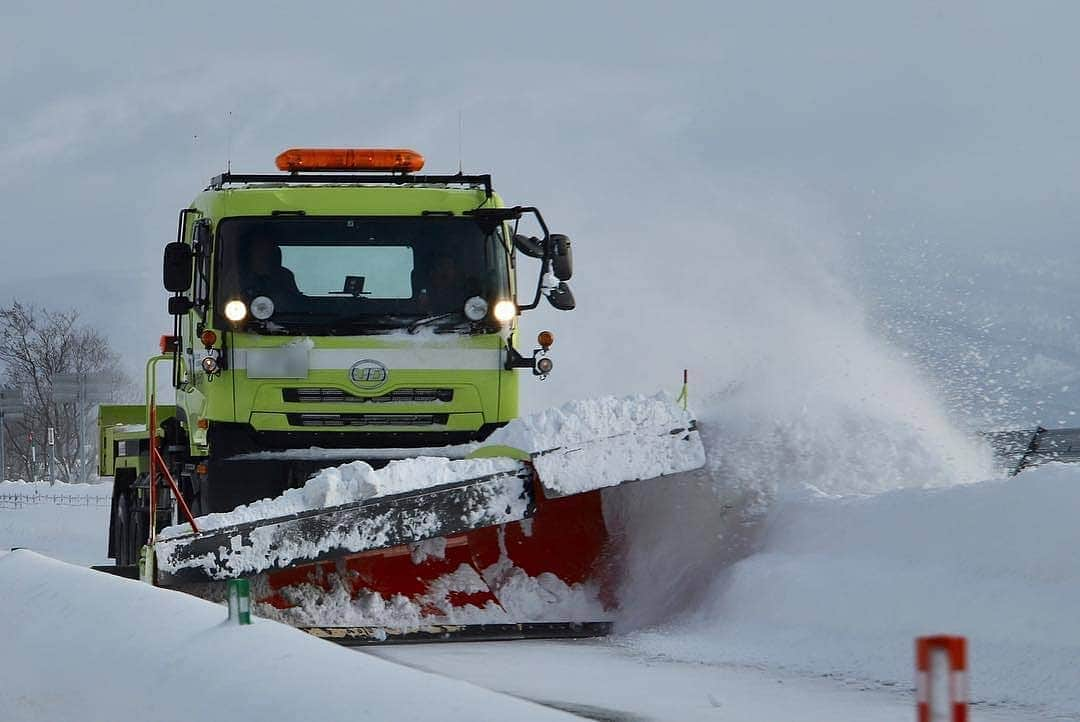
275, 148, 425, 173
200, 329, 217, 348
159, 335, 180, 353
537, 331, 555, 349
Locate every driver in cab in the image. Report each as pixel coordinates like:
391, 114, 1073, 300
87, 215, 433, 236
240, 236, 302, 302
418, 253, 464, 311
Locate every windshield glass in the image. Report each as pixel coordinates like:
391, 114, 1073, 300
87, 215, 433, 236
215, 216, 510, 333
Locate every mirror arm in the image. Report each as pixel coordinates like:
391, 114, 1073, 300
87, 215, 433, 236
504, 339, 550, 375
514, 207, 551, 312
504, 341, 535, 370
176, 207, 198, 243
468, 206, 552, 312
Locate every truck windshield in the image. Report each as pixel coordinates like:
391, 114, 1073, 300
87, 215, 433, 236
215, 216, 510, 333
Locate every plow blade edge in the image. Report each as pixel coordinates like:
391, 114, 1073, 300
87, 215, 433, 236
155, 466, 533, 585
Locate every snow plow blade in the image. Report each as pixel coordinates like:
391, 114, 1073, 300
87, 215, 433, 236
156, 466, 533, 585
984, 426, 1080, 475
154, 418, 705, 586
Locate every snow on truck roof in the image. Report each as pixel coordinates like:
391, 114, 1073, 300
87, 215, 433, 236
207, 172, 494, 195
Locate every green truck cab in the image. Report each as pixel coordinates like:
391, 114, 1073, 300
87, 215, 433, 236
106, 148, 575, 566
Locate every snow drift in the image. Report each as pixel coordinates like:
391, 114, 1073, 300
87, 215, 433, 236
625, 462, 1080, 718
0, 550, 576, 722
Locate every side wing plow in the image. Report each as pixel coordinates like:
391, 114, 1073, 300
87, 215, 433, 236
153, 418, 706, 586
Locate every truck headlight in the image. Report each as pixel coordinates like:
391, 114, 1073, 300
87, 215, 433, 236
224, 300, 247, 322
493, 300, 517, 322
464, 296, 489, 321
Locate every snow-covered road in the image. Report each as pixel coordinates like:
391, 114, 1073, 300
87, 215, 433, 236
369, 638, 1048, 722
369, 639, 913, 722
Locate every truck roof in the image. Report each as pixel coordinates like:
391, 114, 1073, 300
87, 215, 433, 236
192, 176, 503, 219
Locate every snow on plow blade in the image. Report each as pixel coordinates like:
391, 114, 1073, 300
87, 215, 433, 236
154, 403, 706, 586
531, 420, 705, 498
156, 466, 533, 585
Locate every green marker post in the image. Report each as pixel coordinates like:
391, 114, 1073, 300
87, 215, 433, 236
227, 579, 252, 625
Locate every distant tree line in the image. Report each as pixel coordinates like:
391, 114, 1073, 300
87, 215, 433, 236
0, 302, 132, 482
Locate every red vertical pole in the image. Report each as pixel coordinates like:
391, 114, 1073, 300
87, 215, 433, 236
916, 637, 931, 722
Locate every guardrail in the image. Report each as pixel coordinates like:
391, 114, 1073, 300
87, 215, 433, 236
0, 493, 111, 510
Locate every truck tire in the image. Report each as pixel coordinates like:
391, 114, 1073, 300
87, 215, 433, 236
114, 492, 133, 566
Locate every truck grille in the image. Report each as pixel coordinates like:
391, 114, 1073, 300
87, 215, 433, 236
283, 388, 454, 404
287, 413, 450, 428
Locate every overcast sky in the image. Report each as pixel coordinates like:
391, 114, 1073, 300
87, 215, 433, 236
2, 1, 1078, 426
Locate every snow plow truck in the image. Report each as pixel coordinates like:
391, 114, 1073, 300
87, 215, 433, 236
98, 148, 705, 642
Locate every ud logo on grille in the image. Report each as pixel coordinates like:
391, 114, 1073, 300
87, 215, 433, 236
349, 359, 388, 389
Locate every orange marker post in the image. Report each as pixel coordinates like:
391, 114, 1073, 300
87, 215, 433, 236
916, 635, 968, 722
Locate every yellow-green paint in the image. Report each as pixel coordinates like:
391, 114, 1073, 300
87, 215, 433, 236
165, 179, 526, 458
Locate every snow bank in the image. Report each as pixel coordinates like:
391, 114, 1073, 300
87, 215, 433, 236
0, 550, 576, 722
626, 462, 1080, 718
0, 479, 112, 496
0, 480, 112, 566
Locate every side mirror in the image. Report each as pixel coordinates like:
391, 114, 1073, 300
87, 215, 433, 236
163, 242, 193, 292
167, 296, 194, 315
547, 282, 576, 311
549, 234, 573, 281
513, 234, 545, 259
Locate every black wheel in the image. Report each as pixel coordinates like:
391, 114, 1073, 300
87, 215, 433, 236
115, 488, 149, 567
114, 492, 132, 566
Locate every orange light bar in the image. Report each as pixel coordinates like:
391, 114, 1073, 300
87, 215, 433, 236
275, 148, 425, 173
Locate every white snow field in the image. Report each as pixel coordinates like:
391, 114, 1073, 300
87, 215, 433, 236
0, 479, 113, 566
0, 549, 579, 722
618, 461, 1080, 720
2, 461, 1076, 719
